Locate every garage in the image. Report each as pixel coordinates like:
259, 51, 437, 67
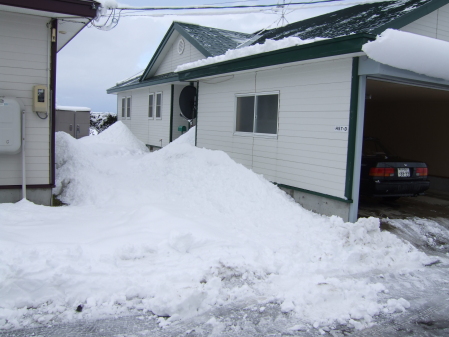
357, 76, 449, 218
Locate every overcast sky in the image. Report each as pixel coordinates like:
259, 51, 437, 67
56, 0, 354, 113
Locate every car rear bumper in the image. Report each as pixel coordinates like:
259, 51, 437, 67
362, 179, 430, 197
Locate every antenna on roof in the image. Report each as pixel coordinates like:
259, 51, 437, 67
275, 0, 290, 27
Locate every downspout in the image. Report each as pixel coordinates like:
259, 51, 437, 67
348, 62, 367, 222
195, 81, 199, 146
22, 109, 26, 200
50, 19, 58, 191
169, 84, 174, 142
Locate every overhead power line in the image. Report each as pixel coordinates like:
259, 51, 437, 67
116, 0, 344, 11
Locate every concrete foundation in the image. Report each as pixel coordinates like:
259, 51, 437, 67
279, 186, 351, 221
0, 188, 53, 206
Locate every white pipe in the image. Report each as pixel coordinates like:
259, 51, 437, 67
22, 110, 26, 200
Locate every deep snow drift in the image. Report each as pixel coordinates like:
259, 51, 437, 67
0, 123, 437, 331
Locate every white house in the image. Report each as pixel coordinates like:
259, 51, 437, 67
0, 0, 99, 205
107, 22, 253, 150
109, 0, 449, 222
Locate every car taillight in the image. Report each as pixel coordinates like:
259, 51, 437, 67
415, 167, 428, 177
369, 168, 395, 177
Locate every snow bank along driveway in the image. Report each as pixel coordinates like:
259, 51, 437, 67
0, 123, 439, 331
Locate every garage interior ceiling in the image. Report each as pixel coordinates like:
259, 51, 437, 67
366, 78, 449, 102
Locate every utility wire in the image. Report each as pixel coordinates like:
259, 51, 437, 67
117, 0, 344, 11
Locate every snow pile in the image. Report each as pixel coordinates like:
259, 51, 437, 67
175, 36, 327, 72
0, 124, 437, 331
363, 29, 449, 81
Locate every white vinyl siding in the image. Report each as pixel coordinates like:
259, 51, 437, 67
154, 35, 205, 76
401, 4, 449, 42
0, 11, 50, 186
196, 57, 353, 198
117, 85, 171, 147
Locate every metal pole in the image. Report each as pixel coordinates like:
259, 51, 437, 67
22, 110, 27, 200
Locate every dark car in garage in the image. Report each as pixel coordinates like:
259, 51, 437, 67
360, 138, 430, 198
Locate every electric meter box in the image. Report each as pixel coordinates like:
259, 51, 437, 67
0, 97, 22, 154
33, 85, 48, 113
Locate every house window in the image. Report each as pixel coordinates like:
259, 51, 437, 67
155, 92, 162, 119
235, 92, 278, 135
126, 97, 131, 119
121, 97, 126, 118
148, 93, 154, 119
121, 96, 131, 119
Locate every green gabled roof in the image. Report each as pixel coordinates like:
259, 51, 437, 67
139, 21, 252, 82
175, 22, 253, 57
254, 0, 449, 44
108, 0, 449, 93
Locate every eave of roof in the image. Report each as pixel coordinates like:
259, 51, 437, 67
107, 73, 179, 94
0, 0, 99, 18
178, 33, 374, 81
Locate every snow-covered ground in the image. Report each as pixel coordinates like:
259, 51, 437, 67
0, 123, 444, 332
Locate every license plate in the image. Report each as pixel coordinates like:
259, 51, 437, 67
397, 168, 410, 177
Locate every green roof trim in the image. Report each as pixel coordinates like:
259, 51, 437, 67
178, 34, 374, 81
140, 23, 183, 81
345, 57, 360, 200
107, 73, 179, 94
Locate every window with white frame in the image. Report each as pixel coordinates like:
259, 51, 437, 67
126, 97, 131, 119
121, 97, 126, 118
155, 92, 162, 119
148, 93, 154, 118
121, 96, 131, 119
235, 92, 279, 135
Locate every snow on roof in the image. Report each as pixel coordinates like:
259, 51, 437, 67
175, 36, 327, 72
175, 22, 253, 57
362, 29, 449, 81
252, 0, 435, 43
56, 105, 91, 112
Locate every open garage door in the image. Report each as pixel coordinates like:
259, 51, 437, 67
358, 78, 449, 218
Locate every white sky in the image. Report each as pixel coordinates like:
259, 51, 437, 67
56, 0, 356, 113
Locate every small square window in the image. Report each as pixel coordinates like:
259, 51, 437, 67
235, 93, 278, 135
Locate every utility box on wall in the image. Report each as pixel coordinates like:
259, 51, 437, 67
55, 106, 90, 139
0, 97, 21, 154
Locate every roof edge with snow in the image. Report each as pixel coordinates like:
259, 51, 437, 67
107, 72, 178, 94
178, 33, 374, 81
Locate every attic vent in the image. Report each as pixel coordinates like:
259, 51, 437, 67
178, 39, 185, 55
